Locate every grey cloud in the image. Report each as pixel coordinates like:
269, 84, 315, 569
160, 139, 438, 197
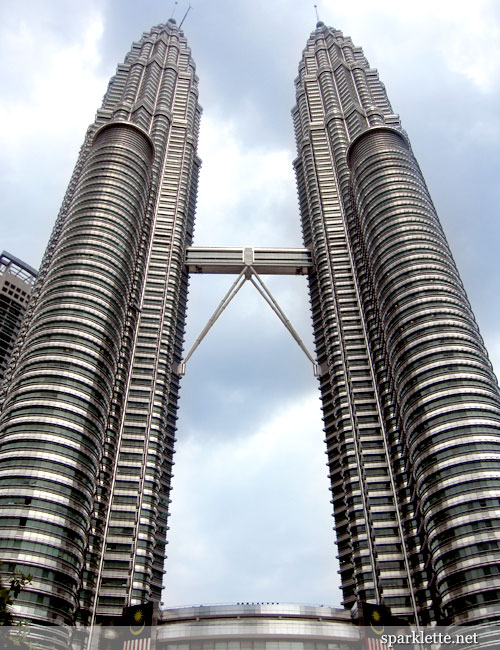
2, 0, 500, 610
179, 275, 317, 441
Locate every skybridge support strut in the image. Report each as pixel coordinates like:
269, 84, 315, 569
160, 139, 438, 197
177, 268, 246, 376
177, 252, 319, 377
248, 267, 318, 372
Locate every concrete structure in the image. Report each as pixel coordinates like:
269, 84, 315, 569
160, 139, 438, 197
1, 18, 500, 642
0, 251, 37, 383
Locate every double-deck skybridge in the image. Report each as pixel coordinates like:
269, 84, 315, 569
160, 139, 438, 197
178, 246, 319, 377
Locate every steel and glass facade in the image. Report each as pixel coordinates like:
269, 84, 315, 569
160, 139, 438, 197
293, 22, 500, 626
157, 603, 359, 650
1, 16, 500, 639
0, 19, 201, 627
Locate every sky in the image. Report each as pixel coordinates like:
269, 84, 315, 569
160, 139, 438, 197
1, 0, 500, 610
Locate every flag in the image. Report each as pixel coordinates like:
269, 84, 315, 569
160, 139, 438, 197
121, 602, 153, 650
365, 639, 389, 650
123, 639, 151, 650
360, 602, 410, 650
362, 602, 391, 638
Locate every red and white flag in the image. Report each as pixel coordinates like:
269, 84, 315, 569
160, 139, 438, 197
365, 638, 389, 650
123, 638, 151, 650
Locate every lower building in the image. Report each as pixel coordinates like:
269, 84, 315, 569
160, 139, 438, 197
7, 601, 497, 650
0, 251, 37, 384
157, 604, 358, 650
79, 603, 360, 650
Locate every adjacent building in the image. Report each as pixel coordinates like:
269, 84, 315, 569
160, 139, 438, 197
0, 16, 500, 641
157, 603, 359, 650
73, 603, 362, 650
0, 252, 37, 383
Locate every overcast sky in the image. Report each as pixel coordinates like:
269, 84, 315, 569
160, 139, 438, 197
1, 0, 499, 610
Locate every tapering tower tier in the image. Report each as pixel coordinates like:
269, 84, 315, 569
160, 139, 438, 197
293, 22, 500, 626
0, 18, 201, 626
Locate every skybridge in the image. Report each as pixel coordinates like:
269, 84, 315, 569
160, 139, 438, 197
185, 246, 313, 275
180, 246, 318, 376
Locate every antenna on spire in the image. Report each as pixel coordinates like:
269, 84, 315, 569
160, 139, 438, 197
179, 3, 192, 28
314, 4, 320, 22
170, 1, 178, 19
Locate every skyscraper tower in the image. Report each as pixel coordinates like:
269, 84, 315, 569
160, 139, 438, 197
0, 19, 201, 626
1, 15, 500, 639
293, 22, 500, 626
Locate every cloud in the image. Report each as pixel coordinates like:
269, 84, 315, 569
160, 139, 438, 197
195, 112, 300, 247
324, 0, 500, 90
164, 391, 341, 606
179, 271, 317, 442
0, 9, 105, 156
0, 5, 107, 264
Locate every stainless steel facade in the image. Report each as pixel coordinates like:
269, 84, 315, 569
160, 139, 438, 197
293, 22, 500, 626
1, 15, 500, 638
157, 603, 359, 650
0, 19, 201, 626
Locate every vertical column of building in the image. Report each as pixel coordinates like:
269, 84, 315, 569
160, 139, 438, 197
347, 126, 500, 625
0, 119, 154, 626
83, 21, 202, 620
293, 24, 426, 621
323, 30, 435, 621
76, 30, 159, 620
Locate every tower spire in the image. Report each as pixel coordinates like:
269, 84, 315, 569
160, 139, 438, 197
179, 2, 192, 28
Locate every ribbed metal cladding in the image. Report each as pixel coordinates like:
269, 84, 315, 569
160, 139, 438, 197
86, 24, 201, 621
294, 22, 500, 628
293, 24, 428, 624
0, 122, 154, 625
347, 126, 500, 625
0, 19, 201, 632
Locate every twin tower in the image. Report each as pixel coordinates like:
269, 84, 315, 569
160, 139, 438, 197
1, 18, 500, 632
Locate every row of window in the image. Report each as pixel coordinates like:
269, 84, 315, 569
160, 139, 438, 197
415, 441, 500, 475
0, 456, 94, 491
0, 475, 90, 504
3, 420, 99, 457
435, 538, 500, 572
444, 588, 500, 617
439, 563, 500, 593
0, 537, 81, 565
0, 516, 85, 549
0, 494, 87, 527
430, 518, 500, 553
427, 497, 500, 532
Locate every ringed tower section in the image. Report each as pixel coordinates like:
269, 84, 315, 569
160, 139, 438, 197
0, 18, 201, 627
293, 22, 500, 626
